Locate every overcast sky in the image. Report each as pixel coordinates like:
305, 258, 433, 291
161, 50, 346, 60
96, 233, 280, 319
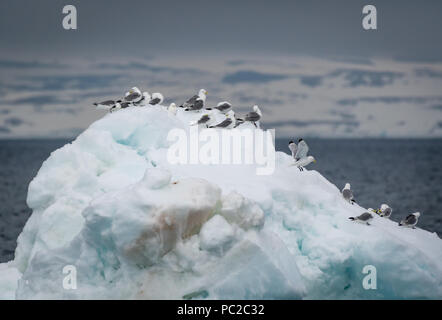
0, 0, 441, 138
1, 0, 442, 60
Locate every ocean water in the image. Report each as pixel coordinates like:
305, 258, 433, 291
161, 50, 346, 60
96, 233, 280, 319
0, 138, 441, 263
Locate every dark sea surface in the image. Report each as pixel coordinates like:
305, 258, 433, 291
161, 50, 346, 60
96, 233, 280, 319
0, 138, 441, 263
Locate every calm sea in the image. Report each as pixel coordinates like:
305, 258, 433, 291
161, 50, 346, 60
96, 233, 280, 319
0, 139, 441, 262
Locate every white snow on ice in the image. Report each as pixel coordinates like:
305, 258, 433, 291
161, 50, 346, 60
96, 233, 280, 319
0, 104, 441, 299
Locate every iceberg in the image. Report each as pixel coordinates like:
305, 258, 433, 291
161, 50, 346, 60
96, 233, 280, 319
1, 105, 441, 299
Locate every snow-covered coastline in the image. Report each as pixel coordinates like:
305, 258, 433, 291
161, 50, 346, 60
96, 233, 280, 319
1, 105, 441, 299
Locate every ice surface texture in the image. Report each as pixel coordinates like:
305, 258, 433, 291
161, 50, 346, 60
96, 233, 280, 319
0, 105, 441, 299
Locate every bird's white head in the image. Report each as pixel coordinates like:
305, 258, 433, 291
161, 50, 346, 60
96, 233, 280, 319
345, 183, 351, 189
413, 212, 421, 217
153, 92, 164, 102
130, 87, 141, 94
380, 204, 389, 211
253, 105, 262, 116
308, 156, 316, 163
199, 89, 208, 100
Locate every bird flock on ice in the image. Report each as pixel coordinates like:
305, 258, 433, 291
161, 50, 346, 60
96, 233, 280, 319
93, 86, 422, 230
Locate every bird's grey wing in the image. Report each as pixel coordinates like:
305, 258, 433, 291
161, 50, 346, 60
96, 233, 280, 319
358, 212, 373, 221
405, 214, 417, 225
184, 94, 198, 107
213, 118, 232, 128
215, 102, 231, 111
198, 115, 210, 124
244, 111, 261, 122
149, 98, 161, 105
383, 208, 392, 216
342, 189, 353, 200
288, 143, 297, 157
95, 99, 116, 106
125, 92, 141, 102
120, 102, 131, 108
193, 99, 204, 110
295, 141, 309, 160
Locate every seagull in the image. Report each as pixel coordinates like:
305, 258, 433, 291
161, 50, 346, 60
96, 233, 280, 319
292, 156, 316, 171
399, 212, 420, 228
209, 111, 235, 129
234, 105, 262, 128
290, 138, 316, 171
181, 89, 208, 111
134, 92, 151, 106
349, 212, 374, 225
149, 92, 164, 105
379, 204, 392, 218
168, 103, 177, 115
294, 138, 308, 161
342, 183, 356, 205
124, 87, 143, 103
93, 99, 122, 110
206, 101, 232, 114
191, 113, 213, 127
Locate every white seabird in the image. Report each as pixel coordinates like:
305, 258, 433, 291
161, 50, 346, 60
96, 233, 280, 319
349, 212, 374, 225
191, 113, 213, 127
168, 103, 177, 115
209, 110, 235, 129
342, 183, 355, 205
181, 89, 207, 111
245, 106, 261, 127
290, 138, 316, 171
149, 92, 164, 105
207, 101, 232, 114
379, 204, 392, 218
93, 99, 122, 110
399, 212, 420, 228
124, 87, 143, 103
134, 92, 151, 107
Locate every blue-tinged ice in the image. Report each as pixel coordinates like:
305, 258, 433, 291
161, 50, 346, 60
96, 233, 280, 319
0, 105, 441, 299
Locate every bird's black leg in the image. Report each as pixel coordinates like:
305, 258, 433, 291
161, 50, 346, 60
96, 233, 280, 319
253, 122, 257, 128
367, 222, 371, 226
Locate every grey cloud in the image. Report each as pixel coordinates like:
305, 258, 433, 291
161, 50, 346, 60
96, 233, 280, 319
26, 74, 122, 91
223, 71, 288, 84
337, 96, 442, 106
429, 104, 442, 111
5, 95, 68, 106
0, 126, 10, 133
95, 62, 206, 76
234, 94, 284, 106
4, 117, 24, 126
300, 76, 322, 87
0, 59, 65, 69
329, 110, 356, 120
415, 68, 442, 78
327, 56, 373, 66
329, 69, 403, 87
265, 119, 360, 128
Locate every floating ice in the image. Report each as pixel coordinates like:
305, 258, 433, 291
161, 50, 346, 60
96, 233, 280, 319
1, 105, 441, 299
